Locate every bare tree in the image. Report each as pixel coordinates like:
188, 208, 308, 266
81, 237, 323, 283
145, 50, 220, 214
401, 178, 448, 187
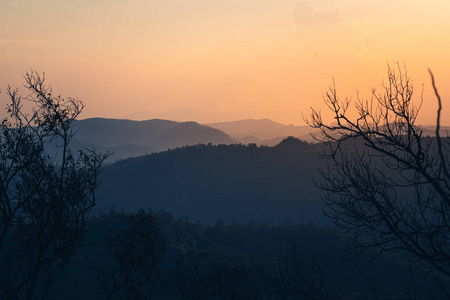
306, 65, 450, 288
0, 71, 106, 299
265, 238, 325, 300
98, 209, 166, 300
159, 234, 257, 300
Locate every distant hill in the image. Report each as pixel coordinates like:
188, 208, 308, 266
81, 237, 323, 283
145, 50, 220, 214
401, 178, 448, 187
420, 125, 450, 137
71, 118, 235, 162
205, 119, 319, 144
205, 119, 450, 146
96, 137, 325, 224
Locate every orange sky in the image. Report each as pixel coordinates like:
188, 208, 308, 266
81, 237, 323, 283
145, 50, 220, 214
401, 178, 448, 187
2, 0, 450, 125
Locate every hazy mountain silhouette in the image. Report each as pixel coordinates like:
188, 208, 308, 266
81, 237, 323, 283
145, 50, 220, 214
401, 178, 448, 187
206, 119, 319, 144
420, 125, 450, 137
96, 137, 325, 224
71, 118, 235, 162
150, 121, 233, 150
69, 138, 154, 161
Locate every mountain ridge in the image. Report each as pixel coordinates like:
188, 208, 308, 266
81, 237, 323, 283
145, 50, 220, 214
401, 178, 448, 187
205, 118, 318, 143
71, 118, 235, 162
96, 137, 324, 224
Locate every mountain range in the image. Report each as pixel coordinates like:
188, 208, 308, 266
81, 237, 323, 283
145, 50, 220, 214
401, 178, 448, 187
68, 118, 323, 162
70, 118, 235, 162
206, 118, 319, 144
67, 117, 450, 164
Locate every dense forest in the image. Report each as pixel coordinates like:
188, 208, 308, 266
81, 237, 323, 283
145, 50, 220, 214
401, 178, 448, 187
51, 209, 446, 299
96, 137, 326, 224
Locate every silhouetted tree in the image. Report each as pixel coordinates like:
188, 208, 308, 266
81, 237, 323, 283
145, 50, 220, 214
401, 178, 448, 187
307, 65, 450, 290
98, 209, 166, 300
266, 239, 325, 300
0, 71, 106, 299
159, 234, 258, 300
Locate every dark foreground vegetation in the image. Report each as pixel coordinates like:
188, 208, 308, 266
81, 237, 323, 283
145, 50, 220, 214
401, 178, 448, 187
2, 67, 450, 299
52, 209, 446, 300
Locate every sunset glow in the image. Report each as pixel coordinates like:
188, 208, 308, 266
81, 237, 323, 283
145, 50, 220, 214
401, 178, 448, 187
2, 0, 450, 125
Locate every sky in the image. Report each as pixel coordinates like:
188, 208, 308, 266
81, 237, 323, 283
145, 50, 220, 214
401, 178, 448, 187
1, 0, 450, 125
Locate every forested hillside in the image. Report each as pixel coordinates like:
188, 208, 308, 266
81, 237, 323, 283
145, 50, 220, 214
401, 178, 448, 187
96, 137, 325, 224
52, 210, 446, 299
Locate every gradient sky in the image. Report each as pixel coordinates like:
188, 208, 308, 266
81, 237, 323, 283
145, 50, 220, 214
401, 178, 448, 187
2, 0, 450, 125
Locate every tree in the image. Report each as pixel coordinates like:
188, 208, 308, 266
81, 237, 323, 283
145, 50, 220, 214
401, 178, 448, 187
264, 238, 325, 300
307, 65, 450, 289
0, 71, 106, 299
98, 209, 166, 300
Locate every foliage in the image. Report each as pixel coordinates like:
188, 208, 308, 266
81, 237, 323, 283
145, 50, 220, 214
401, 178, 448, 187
99, 209, 166, 300
50, 210, 447, 299
265, 238, 325, 300
97, 140, 324, 224
159, 235, 257, 300
0, 71, 106, 299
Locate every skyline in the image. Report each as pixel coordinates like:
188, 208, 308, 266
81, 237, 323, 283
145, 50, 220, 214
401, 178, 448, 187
2, 0, 450, 125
